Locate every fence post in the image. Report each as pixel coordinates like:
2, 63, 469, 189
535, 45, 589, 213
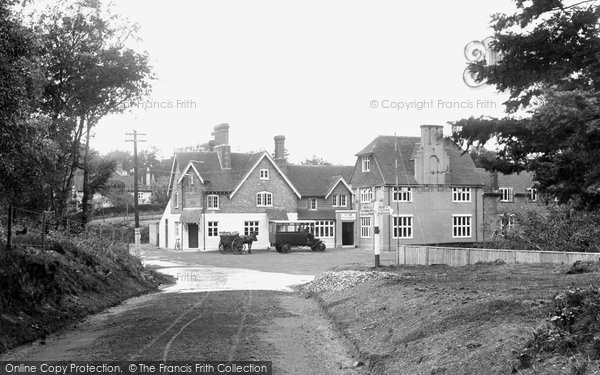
425, 246, 430, 265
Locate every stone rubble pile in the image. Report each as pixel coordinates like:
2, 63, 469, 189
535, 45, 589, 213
302, 270, 399, 293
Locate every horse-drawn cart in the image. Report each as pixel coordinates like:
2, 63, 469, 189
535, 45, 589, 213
218, 231, 257, 254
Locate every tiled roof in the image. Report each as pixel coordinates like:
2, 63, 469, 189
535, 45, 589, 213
498, 171, 534, 193
172, 151, 262, 193
352, 136, 484, 186
286, 165, 353, 197
476, 168, 535, 193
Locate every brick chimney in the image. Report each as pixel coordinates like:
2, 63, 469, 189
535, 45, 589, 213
273, 135, 287, 172
213, 123, 229, 146
490, 171, 499, 191
414, 125, 448, 184
213, 123, 231, 170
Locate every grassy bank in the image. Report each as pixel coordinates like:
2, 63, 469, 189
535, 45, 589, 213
0, 235, 171, 354
303, 262, 600, 374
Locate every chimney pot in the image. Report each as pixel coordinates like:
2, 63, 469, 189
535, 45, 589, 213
213, 123, 230, 146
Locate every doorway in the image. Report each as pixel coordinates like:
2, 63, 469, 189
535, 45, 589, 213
342, 222, 354, 246
188, 223, 199, 248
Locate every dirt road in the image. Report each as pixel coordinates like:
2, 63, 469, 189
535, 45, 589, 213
1, 248, 369, 375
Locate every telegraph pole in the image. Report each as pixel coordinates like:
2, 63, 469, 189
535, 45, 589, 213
126, 130, 146, 251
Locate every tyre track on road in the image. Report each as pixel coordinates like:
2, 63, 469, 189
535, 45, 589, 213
227, 290, 253, 361
130, 292, 211, 360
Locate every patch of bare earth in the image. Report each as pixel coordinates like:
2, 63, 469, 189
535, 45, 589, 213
301, 263, 600, 375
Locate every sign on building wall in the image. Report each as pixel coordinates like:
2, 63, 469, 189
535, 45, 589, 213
340, 213, 357, 221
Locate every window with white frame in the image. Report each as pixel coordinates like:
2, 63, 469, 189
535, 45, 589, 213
174, 221, 180, 237
452, 215, 472, 238
259, 169, 269, 180
308, 198, 317, 210
360, 188, 374, 203
360, 216, 372, 238
315, 220, 334, 238
393, 216, 413, 238
332, 194, 348, 207
207, 221, 218, 237
452, 187, 471, 202
256, 191, 273, 207
527, 188, 538, 201
174, 190, 179, 208
393, 187, 412, 202
137, 192, 144, 200
500, 187, 514, 202
244, 221, 259, 236
362, 156, 370, 172
207, 194, 219, 209
190, 175, 194, 185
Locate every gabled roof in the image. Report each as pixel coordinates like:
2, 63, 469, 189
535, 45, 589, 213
229, 152, 301, 199
352, 136, 420, 186
286, 165, 354, 197
352, 136, 484, 187
177, 161, 205, 184
167, 150, 263, 194
324, 177, 353, 199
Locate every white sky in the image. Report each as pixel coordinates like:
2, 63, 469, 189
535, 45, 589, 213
93, 0, 516, 165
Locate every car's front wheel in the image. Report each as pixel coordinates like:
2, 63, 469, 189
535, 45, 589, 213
316, 241, 326, 251
281, 243, 291, 253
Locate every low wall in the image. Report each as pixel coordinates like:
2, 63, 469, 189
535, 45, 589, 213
396, 245, 600, 266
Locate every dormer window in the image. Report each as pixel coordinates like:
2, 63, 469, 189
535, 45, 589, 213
260, 169, 269, 180
308, 198, 318, 210
362, 156, 370, 172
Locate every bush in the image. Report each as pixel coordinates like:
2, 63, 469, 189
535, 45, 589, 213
517, 286, 600, 370
490, 207, 600, 253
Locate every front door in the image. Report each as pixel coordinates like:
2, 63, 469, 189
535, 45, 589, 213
188, 223, 199, 248
342, 222, 354, 246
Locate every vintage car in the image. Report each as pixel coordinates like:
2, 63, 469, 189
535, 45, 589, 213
268, 220, 326, 253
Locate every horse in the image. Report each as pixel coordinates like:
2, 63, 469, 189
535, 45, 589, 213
240, 231, 258, 253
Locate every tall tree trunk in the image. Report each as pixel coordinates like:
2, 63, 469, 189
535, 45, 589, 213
81, 120, 92, 227
55, 116, 85, 224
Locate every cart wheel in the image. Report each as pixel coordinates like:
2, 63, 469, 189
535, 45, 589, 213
219, 243, 226, 254
316, 241, 326, 251
281, 243, 291, 253
232, 238, 244, 254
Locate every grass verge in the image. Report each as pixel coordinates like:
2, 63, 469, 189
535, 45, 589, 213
0, 235, 172, 354
302, 262, 600, 375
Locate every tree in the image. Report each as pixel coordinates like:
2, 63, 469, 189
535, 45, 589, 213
451, 0, 600, 210
32, 0, 153, 224
300, 155, 332, 166
0, 1, 56, 212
